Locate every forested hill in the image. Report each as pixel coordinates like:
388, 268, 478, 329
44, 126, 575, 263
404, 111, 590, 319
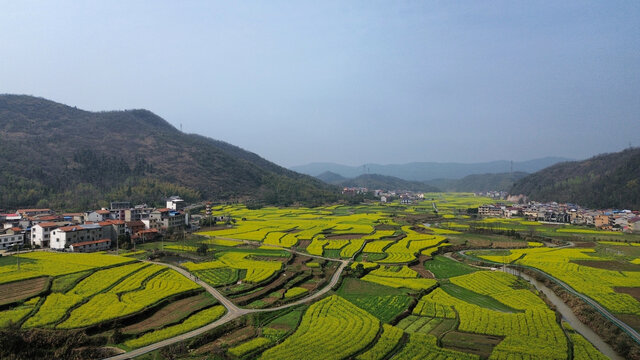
510, 148, 640, 209
0, 95, 338, 210
328, 174, 441, 193
425, 172, 529, 192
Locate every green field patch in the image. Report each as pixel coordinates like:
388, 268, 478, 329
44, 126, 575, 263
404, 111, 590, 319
449, 271, 546, 310
266, 307, 305, 330
369, 265, 417, 278
341, 294, 411, 324
428, 318, 457, 338
571, 259, 640, 272
258, 295, 379, 360
423, 255, 476, 278
415, 317, 443, 334
336, 278, 412, 323
398, 316, 433, 333
355, 324, 403, 360
228, 337, 271, 357
440, 283, 520, 313
361, 274, 436, 291
397, 316, 454, 336
284, 287, 308, 299
338, 278, 406, 296
183, 252, 283, 283
0, 297, 40, 327
322, 249, 343, 259
396, 315, 422, 329
393, 332, 479, 360
356, 253, 388, 262
413, 297, 456, 319
441, 331, 503, 359
557, 228, 622, 235
216, 247, 290, 258
50, 271, 93, 293
194, 268, 239, 287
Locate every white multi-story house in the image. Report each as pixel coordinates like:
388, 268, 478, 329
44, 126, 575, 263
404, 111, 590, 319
50, 224, 105, 250
166, 196, 185, 211
124, 207, 152, 222
478, 205, 504, 217
0, 228, 24, 251
149, 208, 186, 232
30, 222, 66, 248
85, 210, 112, 223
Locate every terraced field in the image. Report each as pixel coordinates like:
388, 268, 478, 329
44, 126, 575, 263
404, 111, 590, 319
1, 198, 630, 360
478, 247, 640, 316
0, 251, 135, 284
259, 295, 380, 360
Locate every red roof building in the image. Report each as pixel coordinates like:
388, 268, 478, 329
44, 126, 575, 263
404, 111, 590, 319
69, 238, 111, 252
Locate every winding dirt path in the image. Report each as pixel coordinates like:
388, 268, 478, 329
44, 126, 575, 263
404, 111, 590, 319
105, 247, 348, 360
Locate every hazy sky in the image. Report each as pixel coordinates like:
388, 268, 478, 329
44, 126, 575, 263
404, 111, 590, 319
1, 1, 638, 167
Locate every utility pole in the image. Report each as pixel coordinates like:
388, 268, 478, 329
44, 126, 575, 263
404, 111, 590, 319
16, 244, 21, 271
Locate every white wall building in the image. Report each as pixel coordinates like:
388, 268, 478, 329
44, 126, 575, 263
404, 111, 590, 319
50, 224, 104, 250
166, 196, 185, 211
30, 222, 64, 248
86, 210, 111, 223
0, 231, 24, 251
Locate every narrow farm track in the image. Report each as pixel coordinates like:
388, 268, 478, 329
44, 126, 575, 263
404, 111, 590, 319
447, 242, 640, 358
254, 259, 348, 312
455, 245, 640, 345
105, 312, 242, 360
104, 250, 348, 359
157, 261, 244, 314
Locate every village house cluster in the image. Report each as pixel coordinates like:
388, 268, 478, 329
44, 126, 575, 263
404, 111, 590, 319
342, 187, 426, 205
0, 196, 190, 253
478, 202, 640, 233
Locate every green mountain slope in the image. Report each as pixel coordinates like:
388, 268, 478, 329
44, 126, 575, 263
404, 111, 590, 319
510, 148, 640, 209
0, 95, 338, 210
315, 171, 347, 183
426, 172, 529, 192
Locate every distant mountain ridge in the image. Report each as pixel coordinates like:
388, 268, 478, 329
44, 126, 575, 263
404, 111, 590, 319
315, 171, 347, 184
315, 171, 526, 193
291, 157, 571, 181
0, 95, 338, 210
321, 173, 441, 193
511, 148, 640, 209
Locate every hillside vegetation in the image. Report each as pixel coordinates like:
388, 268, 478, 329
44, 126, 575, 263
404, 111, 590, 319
426, 172, 529, 192
324, 173, 441, 192
511, 148, 640, 209
0, 95, 338, 210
